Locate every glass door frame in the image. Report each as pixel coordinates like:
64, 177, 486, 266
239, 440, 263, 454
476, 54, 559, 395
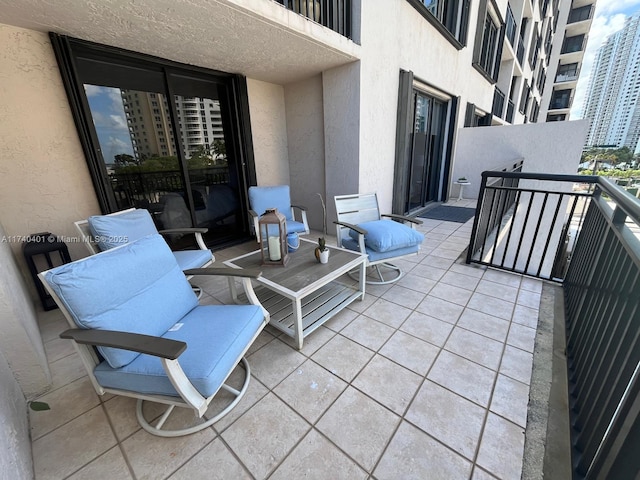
50, 33, 257, 246
392, 70, 457, 216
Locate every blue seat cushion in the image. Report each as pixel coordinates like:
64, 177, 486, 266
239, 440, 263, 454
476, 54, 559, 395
44, 234, 198, 369
94, 304, 265, 398
286, 220, 307, 234
348, 220, 424, 252
173, 250, 213, 271
248, 185, 294, 222
89, 209, 157, 250
341, 238, 421, 262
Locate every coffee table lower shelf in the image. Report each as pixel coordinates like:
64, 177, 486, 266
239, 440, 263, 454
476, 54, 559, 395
236, 281, 362, 346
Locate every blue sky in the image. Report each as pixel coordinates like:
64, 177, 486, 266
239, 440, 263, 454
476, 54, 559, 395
84, 85, 134, 163
571, 0, 640, 118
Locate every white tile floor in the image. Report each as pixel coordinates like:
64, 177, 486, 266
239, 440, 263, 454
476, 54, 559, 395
30, 200, 543, 479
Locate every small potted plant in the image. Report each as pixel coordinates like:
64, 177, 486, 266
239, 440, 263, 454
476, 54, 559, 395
315, 193, 329, 264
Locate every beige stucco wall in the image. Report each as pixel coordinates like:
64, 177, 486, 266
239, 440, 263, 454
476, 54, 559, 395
284, 74, 326, 232
0, 24, 100, 269
247, 78, 290, 186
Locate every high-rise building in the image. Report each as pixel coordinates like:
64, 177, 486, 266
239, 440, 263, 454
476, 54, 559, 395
582, 15, 640, 151
539, 0, 597, 122
122, 91, 224, 161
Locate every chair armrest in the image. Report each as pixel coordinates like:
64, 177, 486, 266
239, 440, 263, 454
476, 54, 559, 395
158, 228, 209, 251
290, 204, 308, 211
381, 214, 423, 225
333, 220, 367, 236
60, 329, 186, 360
158, 228, 209, 235
183, 267, 262, 279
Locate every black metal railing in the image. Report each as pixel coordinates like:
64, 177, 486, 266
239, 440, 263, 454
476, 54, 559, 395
467, 170, 640, 479
492, 88, 506, 118
276, 0, 352, 38
110, 166, 229, 208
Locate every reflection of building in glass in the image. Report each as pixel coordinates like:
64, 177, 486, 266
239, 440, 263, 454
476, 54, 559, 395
121, 90, 223, 160
583, 15, 640, 152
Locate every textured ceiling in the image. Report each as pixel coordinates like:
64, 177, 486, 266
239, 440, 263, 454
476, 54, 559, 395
0, 0, 359, 84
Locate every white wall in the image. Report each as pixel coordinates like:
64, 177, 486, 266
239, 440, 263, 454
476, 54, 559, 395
354, 0, 497, 213
0, 348, 32, 479
284, 75, 326, 232
247, 79, 290, 186
452, 119, 590, 199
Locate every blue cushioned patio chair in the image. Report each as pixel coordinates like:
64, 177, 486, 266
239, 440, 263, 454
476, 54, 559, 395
39, 234, 268, 437
334, 193, 425, 284
75, 208, 214, 297
248, 185, 309, 242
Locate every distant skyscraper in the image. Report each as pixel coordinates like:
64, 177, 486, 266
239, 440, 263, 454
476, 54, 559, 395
122, 90, 223, 161
582, 15, 640, 152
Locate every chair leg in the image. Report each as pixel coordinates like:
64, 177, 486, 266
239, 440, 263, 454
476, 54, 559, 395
135, 357, 251, 437
347, 263, 404, 285
191, 285, 203, 299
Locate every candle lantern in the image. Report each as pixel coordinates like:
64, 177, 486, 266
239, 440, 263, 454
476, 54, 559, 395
258, 208, 289, 267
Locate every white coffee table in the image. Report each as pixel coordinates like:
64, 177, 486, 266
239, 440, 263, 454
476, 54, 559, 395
224, 238, 366, 349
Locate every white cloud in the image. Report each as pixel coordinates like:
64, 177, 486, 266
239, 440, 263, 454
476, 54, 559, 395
571, 11, 631, 118
595, 0, 640, 17
84, 84, 106, 97
109, 114, 129, 130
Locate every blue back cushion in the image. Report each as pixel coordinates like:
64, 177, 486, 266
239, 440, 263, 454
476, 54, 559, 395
88, 209, 158, 250
248, 186, 293, 222
349, 219, 425, 252
44, 234, 198, 368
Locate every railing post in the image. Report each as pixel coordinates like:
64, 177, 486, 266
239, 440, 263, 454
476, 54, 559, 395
466, 172, 487, 264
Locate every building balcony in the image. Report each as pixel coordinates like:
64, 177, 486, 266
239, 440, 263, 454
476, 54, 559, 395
27, 170, 640, 478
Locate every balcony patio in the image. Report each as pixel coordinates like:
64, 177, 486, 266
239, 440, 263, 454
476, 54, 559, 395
29, 199, 549, 480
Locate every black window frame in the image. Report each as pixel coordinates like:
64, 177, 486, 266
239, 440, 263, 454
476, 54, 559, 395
407, 0, 472, 50
472, 0, 505, 83
49, 33, 257, 246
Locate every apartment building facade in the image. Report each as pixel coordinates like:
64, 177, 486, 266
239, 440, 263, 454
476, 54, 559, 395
0, 0, 594, 250
583, 15, 640, 152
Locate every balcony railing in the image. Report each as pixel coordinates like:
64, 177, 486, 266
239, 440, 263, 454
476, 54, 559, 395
276, 0, 352, 39
555, 72, 579, 82
466, 170, 640, 479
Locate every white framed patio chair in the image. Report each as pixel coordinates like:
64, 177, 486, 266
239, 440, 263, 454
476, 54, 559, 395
75, 208, 214, 296
334, 193, 424, 284
39, 233, 268, 437
248, 185, 309, 242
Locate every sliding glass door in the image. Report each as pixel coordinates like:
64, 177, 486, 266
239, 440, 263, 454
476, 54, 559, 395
407, 91, 447, 212
53, 35, 254, 248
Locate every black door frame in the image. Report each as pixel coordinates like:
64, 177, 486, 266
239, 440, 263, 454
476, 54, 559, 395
50, 33, 256, 246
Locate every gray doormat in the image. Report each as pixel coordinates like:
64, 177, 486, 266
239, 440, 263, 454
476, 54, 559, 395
418, 206, 476, 223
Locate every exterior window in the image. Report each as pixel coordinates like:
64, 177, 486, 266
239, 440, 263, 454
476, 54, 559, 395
568, 5, 592, 23
410, 0, 471, 47
473, 0, 504, 82
556, 62, 579, 82
505, 4, 517, 46
547, 114, 566, 121
562, 34, 585, 54
551, 89, 572, 109
519, 81, 531, 115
